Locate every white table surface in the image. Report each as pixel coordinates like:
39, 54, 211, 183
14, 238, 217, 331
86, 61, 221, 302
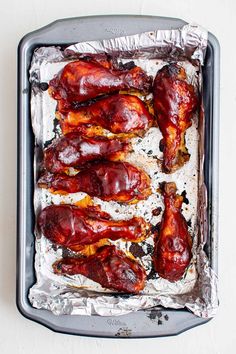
0, 0, 235, 352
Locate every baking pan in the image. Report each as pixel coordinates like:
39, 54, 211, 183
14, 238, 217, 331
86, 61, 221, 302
17, 15, 220, 338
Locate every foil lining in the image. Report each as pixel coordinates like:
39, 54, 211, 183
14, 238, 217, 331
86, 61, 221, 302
28, 23, 218, 318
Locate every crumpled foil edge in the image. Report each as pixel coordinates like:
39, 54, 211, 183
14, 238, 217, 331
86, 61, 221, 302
65, 23, 208, 64
30, 246, 218, 317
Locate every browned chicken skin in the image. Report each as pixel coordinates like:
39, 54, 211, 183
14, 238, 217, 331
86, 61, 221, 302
38, 161, 151, 203
153, 182, 192, 282
153, 64, 198, 173
49, 59, 151, 107
38, 204, 150, 249
53, 245, 146, 293
43, 133, 130, 173
57, 94, 153, 136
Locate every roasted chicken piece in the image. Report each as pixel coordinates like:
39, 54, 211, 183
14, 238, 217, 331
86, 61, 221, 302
43, 133, 130, 173
53, 245, 146, 293
38, 204, 150, 249
49, 59, 151, 107
58, 94, 153, 136
38, 161, 151, 202
153, 64, 198, 173
153, 182, 192, 282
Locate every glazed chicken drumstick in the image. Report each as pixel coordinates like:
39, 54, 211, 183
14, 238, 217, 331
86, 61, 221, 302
38, 161, 151, 202
153, 182, 192, 282
43, 133, 130, 173
57, 94, 153, 136
153, 64, 198, 173
53, 245, 146, 293
49, 58, 151, 107
38, 204, 150, 250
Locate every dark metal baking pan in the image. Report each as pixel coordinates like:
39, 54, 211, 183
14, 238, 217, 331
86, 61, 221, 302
17, 15, 220, 338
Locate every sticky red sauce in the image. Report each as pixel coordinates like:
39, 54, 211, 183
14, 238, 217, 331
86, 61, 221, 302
153, 183, 192, 282
43, 133, 130, 173
49, 59, 151, 104
153, 64, 198, 173
53, 245, 146, 293
38, 204, 149, 247
38, 161, 151, 202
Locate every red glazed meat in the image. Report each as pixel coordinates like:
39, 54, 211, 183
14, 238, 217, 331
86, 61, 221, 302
153, 182, 192, 282
43, 133, 130, 173
153, 64, 198, 173
57, 94, 153, 136
38, 204, 150, 249
49, 59, 151, 105
53, 245, 147, 293
38, 161, 151, 203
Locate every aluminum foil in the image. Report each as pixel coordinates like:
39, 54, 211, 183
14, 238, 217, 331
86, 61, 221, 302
28, 23, 218, 318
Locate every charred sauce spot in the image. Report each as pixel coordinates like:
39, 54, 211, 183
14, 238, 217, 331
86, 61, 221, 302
181, 190, 189, 205
187, 219, 192, 227
151, 223, 160, 234
39, 82, 49, 91
147, 266, 157, 280
70, 93, 111, 110
118, 61, 136, 70
152, 207, 162, 216
129, 243, 146, 258
145, 242, 154, 255
159, 138, 165, 152
43, 118, 61, 148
